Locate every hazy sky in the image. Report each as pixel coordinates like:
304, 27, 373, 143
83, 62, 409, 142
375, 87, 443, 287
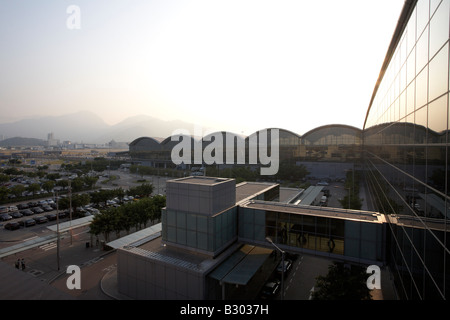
0, 0, 405, 136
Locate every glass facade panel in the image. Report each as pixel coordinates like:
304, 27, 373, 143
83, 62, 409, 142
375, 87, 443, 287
416, 66, 428, 109
429, 0, 450, 58
428, 94, 448, 133
364, 0, 450, 300
429, 45, 449, 101
407, 81, 416, 115
416, 26, 429, 73
416, 0, 430, 37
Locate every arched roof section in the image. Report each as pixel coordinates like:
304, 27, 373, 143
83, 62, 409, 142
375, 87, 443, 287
202, 131, 246, 146
129, 137, 162, 151
160, 134, 199, 151
302, 124, 362, 146
245, 128, 302, 146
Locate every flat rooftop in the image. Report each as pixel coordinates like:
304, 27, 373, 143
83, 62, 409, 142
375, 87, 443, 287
235, 181, 278, 204
242, 200, 385, 223
170, 176, 232, 185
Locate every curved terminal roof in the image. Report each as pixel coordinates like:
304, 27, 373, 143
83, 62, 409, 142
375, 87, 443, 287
129, 124, 365, 153
129, 136, 164, 151
302, 124, 362, 145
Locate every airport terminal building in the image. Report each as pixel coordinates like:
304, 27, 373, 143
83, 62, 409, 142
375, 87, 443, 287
117, 176, 385, 300
118, 0, 450, 300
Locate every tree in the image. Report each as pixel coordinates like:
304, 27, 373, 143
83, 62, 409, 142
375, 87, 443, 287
70, 177, 84, 192
128, 183, 154, 197
151, 194, 166, 222
59, 193, 90, 218
56, 179, 69, 189
10, 185, 25, 198
47, 173, 61, 181
42, 181, 55, 193
0, 186, 8, 202
83, 176, 99, 190
27, 183, 41, 196
0, 174, 9, 185
312, 262, 372, 300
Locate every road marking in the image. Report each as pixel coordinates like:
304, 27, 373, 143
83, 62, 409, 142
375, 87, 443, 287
39, 242, 57, 251
28, 269, 44, 277
23, 236, 38, 242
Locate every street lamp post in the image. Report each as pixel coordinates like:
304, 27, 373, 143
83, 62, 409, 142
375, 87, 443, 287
266, 237, 285, 300
54, 191, 60, 271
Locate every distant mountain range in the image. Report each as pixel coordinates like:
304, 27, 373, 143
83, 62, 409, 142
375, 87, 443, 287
0, 111, 198, 144
0, 137, 47, 148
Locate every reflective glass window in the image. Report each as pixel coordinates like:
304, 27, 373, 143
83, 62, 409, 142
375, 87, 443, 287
430, 0, 443, 16
407, 48, 416, 85
407, 80, 416, 115
197, 215, 207, 233
428, 94, 448, 134
176, 211, 186, 228
429, 44, 449, 101
416, 26, 429, 73
187, 213, 196, 231
416, 0, 430, 37
429, 0, 450, 58
415, 105, 428, 136
400, 90, 407, 119
416, 66, 428, 109
407, 8, 417, 55
400, 64, 407, 93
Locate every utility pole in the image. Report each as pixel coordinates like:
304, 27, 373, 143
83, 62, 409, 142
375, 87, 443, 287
266, 237, 285, 300
55, 191, 60, 271
69, 179, 73, 246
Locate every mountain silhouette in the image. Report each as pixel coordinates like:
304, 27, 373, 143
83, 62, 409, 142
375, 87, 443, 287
0, 111, 200, 144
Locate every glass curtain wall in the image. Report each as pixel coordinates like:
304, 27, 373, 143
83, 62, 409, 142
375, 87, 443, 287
363, 0, 450, 299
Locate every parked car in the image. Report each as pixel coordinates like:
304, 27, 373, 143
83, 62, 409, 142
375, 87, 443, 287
20, 209, 34, 216
58, 211, 68, 219
27, 202, 39, 208
19, 219, 36, 227
260, 279, 281, 299
45, 213, 57, 221
4, 222, 20, 230
0, 213, 12, 221
42, 205, 54, 212
31, 207, 44, 214
33, 216, 48, 224
276, 259, 293, 274
0, 206, 9, 214
10, 211, 23, 219
17, 203, 29, 210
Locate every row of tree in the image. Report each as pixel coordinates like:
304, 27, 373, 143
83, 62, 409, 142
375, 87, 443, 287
89, 194, 166, 242
55, 184, 155, 218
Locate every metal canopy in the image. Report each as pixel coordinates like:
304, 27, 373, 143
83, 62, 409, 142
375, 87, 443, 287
46, 215, 94, 233
209, 244, 272, 286
106, 223, 162, 249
